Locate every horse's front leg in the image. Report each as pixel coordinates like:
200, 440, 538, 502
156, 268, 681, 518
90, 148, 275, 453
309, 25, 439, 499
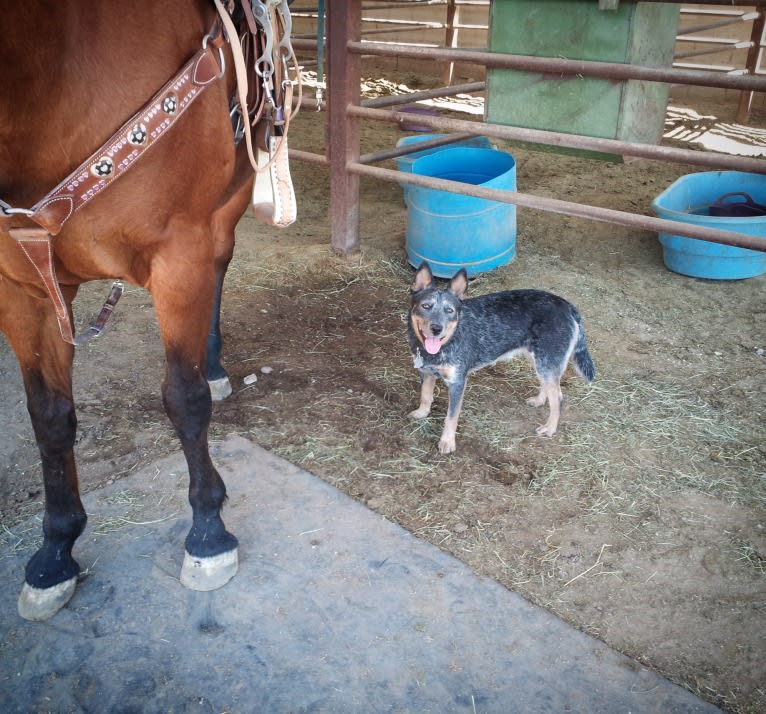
21, 373, 85, 619
153, 259, 238, 591
206, 171, 253, 402
205, 257, 233, 401
1, 286, 86, 620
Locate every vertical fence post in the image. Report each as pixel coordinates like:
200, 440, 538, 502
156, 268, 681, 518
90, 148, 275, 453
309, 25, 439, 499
327, 0, 362, 255
316, 0, 326, 99
736, 2, 766, 124
443, 0, 459, 86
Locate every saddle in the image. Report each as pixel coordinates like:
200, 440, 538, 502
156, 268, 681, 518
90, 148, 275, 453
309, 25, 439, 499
0, 0, 300, 344
215, 0, 300, 228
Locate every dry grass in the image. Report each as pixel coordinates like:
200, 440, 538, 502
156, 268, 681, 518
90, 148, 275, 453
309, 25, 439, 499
227, 256, 765, 533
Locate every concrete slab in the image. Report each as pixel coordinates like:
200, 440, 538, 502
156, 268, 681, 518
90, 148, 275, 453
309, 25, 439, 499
0, 436, 719, 713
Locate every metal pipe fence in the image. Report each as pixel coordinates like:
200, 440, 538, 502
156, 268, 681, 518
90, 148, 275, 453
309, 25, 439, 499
290, 1, 766, 257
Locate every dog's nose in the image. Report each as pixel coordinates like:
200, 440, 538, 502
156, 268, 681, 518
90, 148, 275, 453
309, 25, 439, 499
430, 324, 442, 335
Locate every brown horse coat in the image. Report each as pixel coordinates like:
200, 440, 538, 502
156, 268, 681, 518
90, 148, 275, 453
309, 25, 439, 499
0, 0, 260, 619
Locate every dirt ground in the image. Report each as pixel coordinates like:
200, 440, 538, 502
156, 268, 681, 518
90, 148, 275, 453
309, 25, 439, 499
1, 80, 765, 712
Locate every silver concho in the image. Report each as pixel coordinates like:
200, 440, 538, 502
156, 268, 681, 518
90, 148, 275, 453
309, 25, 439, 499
127, 123, 148, 146
91, 157, 114, 177
162, 94, 178, 114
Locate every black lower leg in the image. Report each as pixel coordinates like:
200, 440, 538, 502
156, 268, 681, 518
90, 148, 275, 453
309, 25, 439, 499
25, 507, 86, 588
25, 375, 86, 588
163, 356, 238, 558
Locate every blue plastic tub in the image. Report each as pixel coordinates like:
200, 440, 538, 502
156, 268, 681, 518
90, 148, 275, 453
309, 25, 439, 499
396, 134, 493, 173
396, 134, 493, 204
405, 147, 517, 278
651, 171, 766, 280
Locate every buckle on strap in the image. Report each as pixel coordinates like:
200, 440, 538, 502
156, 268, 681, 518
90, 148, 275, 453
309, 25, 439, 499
72, 281, 124, 345
202, 29, 226, 79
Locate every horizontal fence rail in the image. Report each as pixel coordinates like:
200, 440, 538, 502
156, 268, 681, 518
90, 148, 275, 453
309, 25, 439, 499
304, 0, 766, 256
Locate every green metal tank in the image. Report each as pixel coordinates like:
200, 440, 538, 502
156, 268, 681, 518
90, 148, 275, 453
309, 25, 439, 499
486, 0, 681, 157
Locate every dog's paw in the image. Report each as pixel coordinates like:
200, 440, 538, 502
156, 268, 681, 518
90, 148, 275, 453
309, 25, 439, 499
535, 423, 556, 437
409, 407, 430, 420
437, 437, 456, 454
526, 394, 546, 407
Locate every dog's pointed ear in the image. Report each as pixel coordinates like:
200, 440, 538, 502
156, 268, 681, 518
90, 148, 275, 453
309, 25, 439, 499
448, 269, 468, 300
411, 262, 434, 293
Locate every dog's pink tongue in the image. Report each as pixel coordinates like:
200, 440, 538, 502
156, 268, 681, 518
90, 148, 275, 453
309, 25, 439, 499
424, 335, 442, 355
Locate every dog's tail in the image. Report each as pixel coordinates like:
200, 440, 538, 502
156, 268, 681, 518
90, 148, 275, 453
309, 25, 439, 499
571, 310, 595, 383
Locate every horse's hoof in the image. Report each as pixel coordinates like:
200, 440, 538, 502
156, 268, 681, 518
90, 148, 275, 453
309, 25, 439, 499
208, 377, 232, 402
180, 548, 238, 591
17, 577, 77, 621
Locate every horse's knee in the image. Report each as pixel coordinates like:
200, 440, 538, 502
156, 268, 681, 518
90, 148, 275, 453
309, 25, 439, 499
162, 362, 212, 439
25, 372, 77, 454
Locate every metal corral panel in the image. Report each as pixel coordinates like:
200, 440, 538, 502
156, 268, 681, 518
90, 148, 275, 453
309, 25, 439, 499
486, 1, 680, 156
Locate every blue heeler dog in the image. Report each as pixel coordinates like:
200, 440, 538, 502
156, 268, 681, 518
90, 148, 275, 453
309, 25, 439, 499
407, 262, 595, 454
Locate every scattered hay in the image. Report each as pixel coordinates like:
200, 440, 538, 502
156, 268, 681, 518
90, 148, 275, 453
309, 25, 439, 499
734, 539, 766, 576
532, 376, 765, 512
239, 259, 764, 542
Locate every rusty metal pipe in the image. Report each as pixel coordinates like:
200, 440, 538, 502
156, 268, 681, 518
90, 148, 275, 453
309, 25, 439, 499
289, 148, 330, 166
362, 81, 485, 108
348, 163, 766, 253
349, 105, 766, 175
347, 41, 766, 92
359, 132, 478, 164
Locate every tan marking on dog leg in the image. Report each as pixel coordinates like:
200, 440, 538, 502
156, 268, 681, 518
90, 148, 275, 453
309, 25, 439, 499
438, 393, 464, 454
526, 386, 547, 408
438, 417, 458, 454
536, 381, 562, 437
409, 373, 436, 419
436, 364, 456, 382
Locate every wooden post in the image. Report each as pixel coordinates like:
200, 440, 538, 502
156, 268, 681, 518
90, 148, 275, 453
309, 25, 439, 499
736, 3, 766, 124
443, 0, 459, 87
327, 0, 362, 255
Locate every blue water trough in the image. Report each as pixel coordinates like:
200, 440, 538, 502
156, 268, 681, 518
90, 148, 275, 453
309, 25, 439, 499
405, 147, 517, 278
651, 171, 766, 280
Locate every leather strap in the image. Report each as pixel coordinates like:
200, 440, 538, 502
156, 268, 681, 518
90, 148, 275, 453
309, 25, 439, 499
10, 227, 125, 345
2, 30, 224, 344
9, 227, 75, 343
0, 39, 223, 237
214, 0, 267, 178
252, 133, 297, 227
213, 0, 298, 226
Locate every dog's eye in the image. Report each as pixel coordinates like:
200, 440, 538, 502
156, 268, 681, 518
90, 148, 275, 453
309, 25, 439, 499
445, 306, 455, 314
421, 302, 433, 310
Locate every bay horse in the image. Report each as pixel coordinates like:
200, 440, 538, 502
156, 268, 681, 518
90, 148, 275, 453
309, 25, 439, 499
0, 0, 297, 620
